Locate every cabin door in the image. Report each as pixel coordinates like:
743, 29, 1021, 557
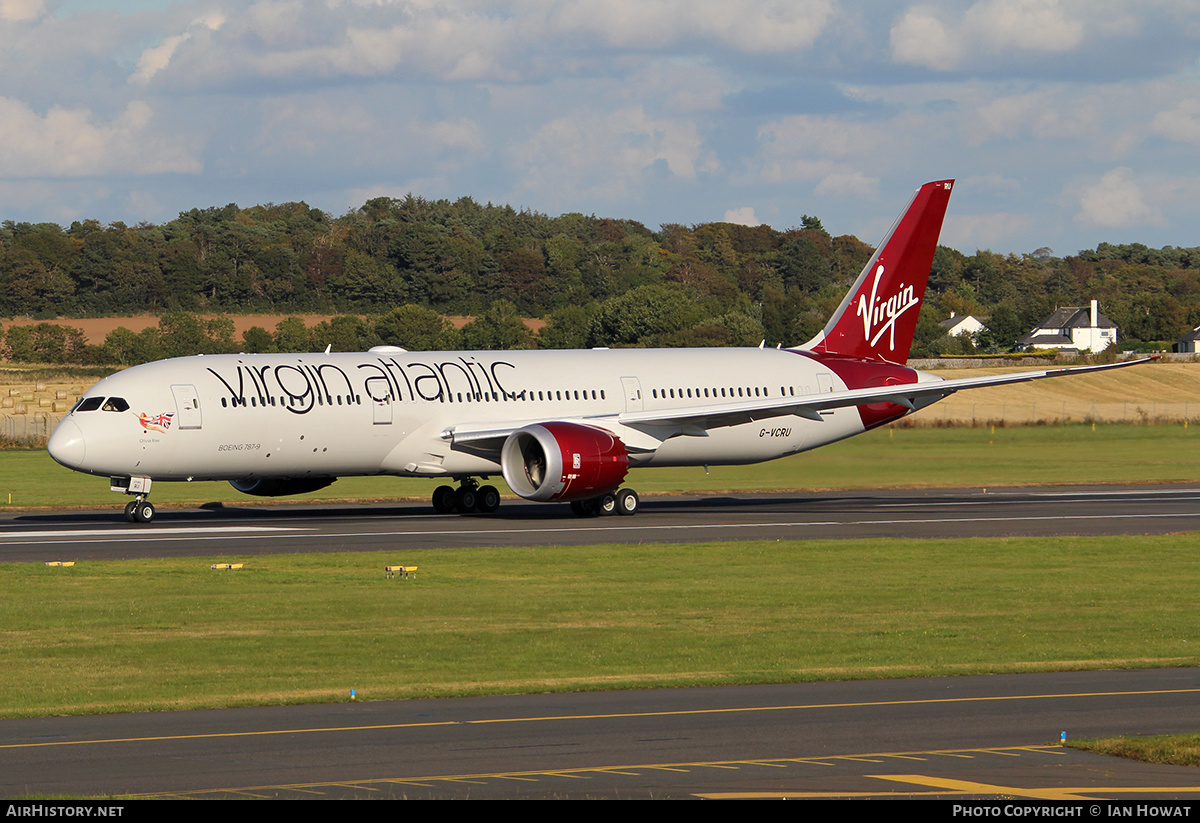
620, 376, 643, 412
171, 384, 203, 429
366, 377, 392, 425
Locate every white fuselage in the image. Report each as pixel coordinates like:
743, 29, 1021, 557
49, 347, 894, 484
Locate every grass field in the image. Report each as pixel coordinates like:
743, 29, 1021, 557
2, 534, 1197, 718
2, 384, 1198, 722
1069, 735, 1200, 767
0, 422, 1195, 511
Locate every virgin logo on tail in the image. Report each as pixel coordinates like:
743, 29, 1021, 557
856, 264, 919, 352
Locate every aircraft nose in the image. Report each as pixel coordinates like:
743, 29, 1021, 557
48, 418, 86, 469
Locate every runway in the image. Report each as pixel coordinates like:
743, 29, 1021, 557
2, 668, 1198, 799
3, 485, 1199, 799
4, 484, 1200, 562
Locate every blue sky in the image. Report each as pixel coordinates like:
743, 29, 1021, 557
2, 0, 1198, 256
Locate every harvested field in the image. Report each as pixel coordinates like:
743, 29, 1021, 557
917, 361, 1200, 425
0, 312, 545, 345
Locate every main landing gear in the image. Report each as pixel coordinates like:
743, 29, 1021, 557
431, 478, 501, 515
429, 479, 640, 517
570, 488, 639, 517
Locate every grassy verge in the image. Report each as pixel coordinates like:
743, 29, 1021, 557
1068, 735, 1200, 768
1, 423, 1198, 511
3, 534, 1198, 718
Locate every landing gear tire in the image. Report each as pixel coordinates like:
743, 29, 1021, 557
124, 501, 138, 523
477, 485, 501, 513
132, 501, 155, 524
615, 488, 639, 516
596, 493, 617, 516
455, 486, 478, 513
432, 485, 456, 514
570, 499, 594, 517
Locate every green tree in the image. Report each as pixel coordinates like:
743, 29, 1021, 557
587, 285, 704, 347
459, 300, 536, 350
274, 316, 312, 352
375, 305, 461, 351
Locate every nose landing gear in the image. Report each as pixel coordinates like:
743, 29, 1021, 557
124, 498, 156, 523
113, 476, 155, 524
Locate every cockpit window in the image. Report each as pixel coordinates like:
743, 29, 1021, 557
102, 397, 129, 412
74, 397, 104, 412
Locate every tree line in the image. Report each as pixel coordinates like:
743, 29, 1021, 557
3, 194, 1200, 365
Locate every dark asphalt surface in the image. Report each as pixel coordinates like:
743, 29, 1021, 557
3, 484, 1200, 562
1, 669, 1198, 799
2, 485, 1198, 799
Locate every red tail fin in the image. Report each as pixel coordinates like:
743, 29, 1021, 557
805, 180, 953, 364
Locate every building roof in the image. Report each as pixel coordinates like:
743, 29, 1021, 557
937, 314, 987, 330
1036, 306, 1117, 331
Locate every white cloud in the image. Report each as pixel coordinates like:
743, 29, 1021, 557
753, 115, 893, 195
508, 107, 715, 204
549, 0, 835, 53
942, 212, 1034, 250
965, 0, 1085, 53
146, 1, 527, 87
892, 0, 1091, 71
815, 171, 878, 198
0, 98, 201, 177
967, 88, 1104, 144
1151, 99, 1200, 144
756, 115, 883, 175
129, 12, 226, 85
0, 0, 45, 21
723, 206, 760, 226
1075, 167, 1161, 228
889, 6, 965, 71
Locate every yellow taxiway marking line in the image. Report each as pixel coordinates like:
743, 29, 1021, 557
134, 746, 1065, 798
697, 790, 945, 798
698, 776, 1200, 801
384, 780, 436, 787
872, 774, 1093, 800
10, 688, 1198, 751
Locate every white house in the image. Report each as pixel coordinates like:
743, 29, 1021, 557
937, 312, 987, 341
1176, 326, 1200, 353
1016, 300, 1117, 353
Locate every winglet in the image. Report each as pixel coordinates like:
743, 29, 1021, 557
803, 180, 953, 364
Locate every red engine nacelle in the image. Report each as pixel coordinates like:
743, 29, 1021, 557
501, 422, 630, 502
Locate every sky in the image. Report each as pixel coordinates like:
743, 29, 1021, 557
1, 0, 1198, 256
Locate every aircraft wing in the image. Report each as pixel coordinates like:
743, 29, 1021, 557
615, 357, 1156, 432
443, 357, 1155, 456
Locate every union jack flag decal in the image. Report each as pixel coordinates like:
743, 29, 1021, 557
137, 411, 174, 432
